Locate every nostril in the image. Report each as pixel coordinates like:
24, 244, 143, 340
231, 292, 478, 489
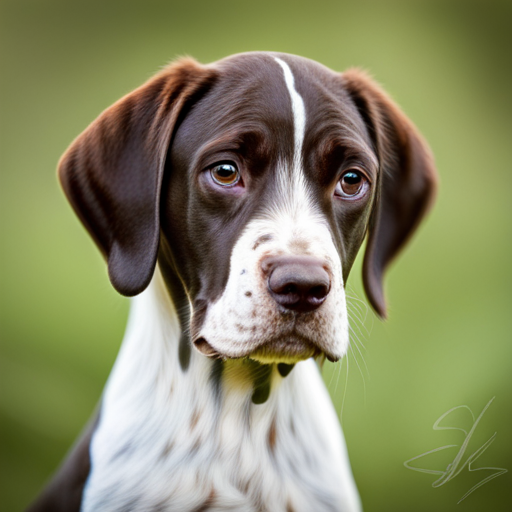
265, 255, 331, 313
310, 284, 329, 300
277, 283, 298, 295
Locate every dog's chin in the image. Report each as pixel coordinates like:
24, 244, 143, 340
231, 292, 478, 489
247, 342, 320, 364
193, 336, 340, 364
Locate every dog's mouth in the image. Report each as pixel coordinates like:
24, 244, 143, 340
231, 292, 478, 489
193, 335, 340, 364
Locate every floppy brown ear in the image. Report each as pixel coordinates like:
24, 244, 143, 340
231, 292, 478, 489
58, 59, 216, 296
342, 69, 438, 318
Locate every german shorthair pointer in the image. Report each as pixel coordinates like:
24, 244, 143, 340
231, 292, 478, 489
29, 52, 437, 511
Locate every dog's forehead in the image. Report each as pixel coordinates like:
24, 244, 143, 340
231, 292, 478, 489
215, 52, 339, 88
173, 52, 372, 172
214, 52, 367, 133
176, 54, 298, 154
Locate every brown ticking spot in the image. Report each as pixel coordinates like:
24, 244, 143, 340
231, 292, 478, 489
161, 441, 174, 459
194, 488, 217, 512
268, 418, 277, 454
190, 409, 200, 430
286, 502, 296, 512
245, 291, 252, 297
190, 439, 201, 455
251, 325, 257, 333
240, 478, 250, 494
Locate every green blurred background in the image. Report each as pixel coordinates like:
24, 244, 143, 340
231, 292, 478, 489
1, 0, 511, 510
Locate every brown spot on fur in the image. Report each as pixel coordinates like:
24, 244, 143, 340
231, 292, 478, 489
190, 409, 200, 430
161, 441, 174, 459
240, 479, 250, 494
191, 439, 201, 454
287, 502, 296, 512
245, 291, 252, 297
268, 418, 277, 454
194, 488, 216, 511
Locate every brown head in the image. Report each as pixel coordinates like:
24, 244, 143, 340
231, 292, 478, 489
58, 52, 437, 364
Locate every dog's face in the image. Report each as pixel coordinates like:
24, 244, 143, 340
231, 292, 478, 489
161, 55, 377, 363
58, 52, 437, 365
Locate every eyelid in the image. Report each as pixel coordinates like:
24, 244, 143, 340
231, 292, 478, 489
340, 166, 372, 184
194, 148, 242, 175
204, 158, 239, 171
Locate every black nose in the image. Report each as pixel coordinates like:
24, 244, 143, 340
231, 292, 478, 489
262, 256, 331, 313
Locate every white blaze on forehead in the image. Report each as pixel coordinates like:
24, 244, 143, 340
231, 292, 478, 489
274, 57, 306, 165
272, 57, 317, 222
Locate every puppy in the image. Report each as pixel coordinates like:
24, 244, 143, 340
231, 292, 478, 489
29, 52, 436, 512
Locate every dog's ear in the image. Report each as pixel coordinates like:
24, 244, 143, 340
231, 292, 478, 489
58, 59, 215, 296
342, 69, 438, 318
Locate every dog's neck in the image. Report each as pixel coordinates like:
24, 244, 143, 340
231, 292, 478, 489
81, 268, 359, 511
104, 267, 288, 419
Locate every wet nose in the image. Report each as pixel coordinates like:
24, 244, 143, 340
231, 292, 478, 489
262, 256, 331, 313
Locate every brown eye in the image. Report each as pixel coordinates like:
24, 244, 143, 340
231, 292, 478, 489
335, 170, 368, 198
210, 163, 240, 187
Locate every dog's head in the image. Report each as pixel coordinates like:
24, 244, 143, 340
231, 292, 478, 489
59, 52, 437, 365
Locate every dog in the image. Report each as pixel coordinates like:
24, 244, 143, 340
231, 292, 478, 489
28, 52, 437, 512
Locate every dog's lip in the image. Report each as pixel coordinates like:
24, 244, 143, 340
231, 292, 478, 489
193, 337, 222, 358
193, 335, 341, 363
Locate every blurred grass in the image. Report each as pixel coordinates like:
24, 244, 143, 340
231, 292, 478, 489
1, 0, 511, 510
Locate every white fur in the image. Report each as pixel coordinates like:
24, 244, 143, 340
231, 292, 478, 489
82, 270, 361, 511
274, 57, 306, 160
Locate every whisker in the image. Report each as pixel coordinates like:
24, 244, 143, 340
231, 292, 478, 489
348, 323, 370, 378
349, 344, 367, 405
347, 313, 367, 351
339, 354, 349, 423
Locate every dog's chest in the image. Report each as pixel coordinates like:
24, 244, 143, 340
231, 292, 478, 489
84, 412, 342, 512
79, 282, 359, 512
82, 370, 350, 511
